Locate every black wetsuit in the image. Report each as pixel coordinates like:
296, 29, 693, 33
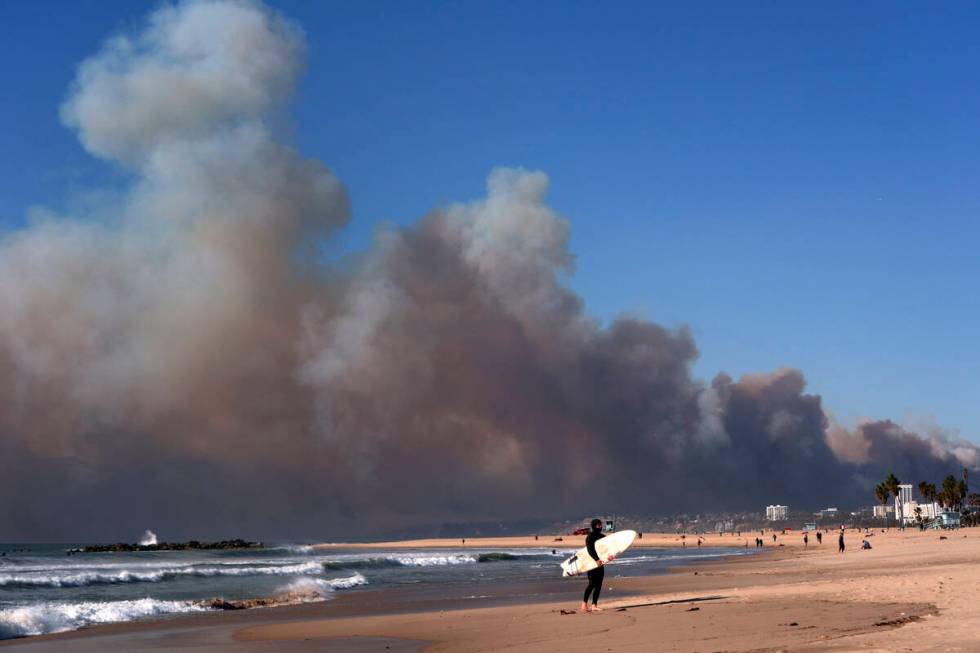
583, 528, 605, 606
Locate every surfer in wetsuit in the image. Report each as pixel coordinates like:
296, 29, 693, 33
581, 518, 611, 612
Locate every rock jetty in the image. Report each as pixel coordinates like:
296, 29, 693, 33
197, 590, 319, 610
72, 539, 262, 553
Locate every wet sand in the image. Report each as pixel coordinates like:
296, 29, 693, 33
5, 528, 979, 652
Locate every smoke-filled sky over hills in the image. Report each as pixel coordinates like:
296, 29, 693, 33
1, 1, 979, 541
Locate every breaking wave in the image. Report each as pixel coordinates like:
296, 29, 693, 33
0, 550, 548, 588
0, 572, 368, 639
0, 561, 324, 588
320, 551, 548, 569
283, 573, 367, 594
0, 598, 206, 639
272, 544, 315, 554
321, 557, 405, 570
319, 553, 479, 568
476, 552, 520, 562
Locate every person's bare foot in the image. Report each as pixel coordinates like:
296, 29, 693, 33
591, 605, 604, 612
580, 602, 589, 612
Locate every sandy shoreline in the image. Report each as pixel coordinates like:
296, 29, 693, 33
314, 531, 777, 550
5, 529, 980, 651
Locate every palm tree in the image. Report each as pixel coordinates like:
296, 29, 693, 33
939, 490, 949, 510
943, 475, 960, 511
885, 473, 901, 497
885, 473, 902, 522
918, 481, 929, 500
875, 483, 890, 524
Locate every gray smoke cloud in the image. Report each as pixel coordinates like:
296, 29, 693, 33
1, 0, 977, 541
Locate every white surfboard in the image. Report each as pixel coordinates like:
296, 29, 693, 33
560, 530, 636, 577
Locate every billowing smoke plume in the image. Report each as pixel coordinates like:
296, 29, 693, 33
1, 0, 976, 540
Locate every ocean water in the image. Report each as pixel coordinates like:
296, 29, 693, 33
0, 542, 753, 639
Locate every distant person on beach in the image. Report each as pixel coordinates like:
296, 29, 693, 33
816, 532, 822, 544
581, 518, 610, 612
803, 533, 809, 548
838, 531, 845, 553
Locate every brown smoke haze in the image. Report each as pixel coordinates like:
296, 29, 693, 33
1, 1, 977, 541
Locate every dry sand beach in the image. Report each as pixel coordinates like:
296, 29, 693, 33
5, 528, 980, 652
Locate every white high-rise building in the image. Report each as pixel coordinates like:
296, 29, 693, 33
873, 505, 894, 519
895, 484, 913, 521
766, 505, 788, 521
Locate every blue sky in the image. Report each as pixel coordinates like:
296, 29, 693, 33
2, 1, 979, 441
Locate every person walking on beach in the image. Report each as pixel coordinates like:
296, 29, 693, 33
816, 531, 822, 545
838, 530, 845, 554
581, 518, 610, 612
803, 533, 809, 549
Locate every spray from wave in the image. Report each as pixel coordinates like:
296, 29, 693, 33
199, 573, 368, 611
138, 530, 158, 546
0, 0, 977, 542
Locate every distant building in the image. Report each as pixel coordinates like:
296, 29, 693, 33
873, 505, 895, 519
894, 484, 914, 521
766, 505, 788, 521
887, 484, 944, 524
818, 507, 839, 519
898, 499, 939, 524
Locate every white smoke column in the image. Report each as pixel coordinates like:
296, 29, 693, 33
138, 530, 158, 546
61, 0, 305, 167
0, 0, 351, 538
0, 0, 348, 456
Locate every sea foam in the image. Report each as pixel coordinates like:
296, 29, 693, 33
0, 572, 369, 639
0, 598, 206, 639
0, 560, 324, 588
